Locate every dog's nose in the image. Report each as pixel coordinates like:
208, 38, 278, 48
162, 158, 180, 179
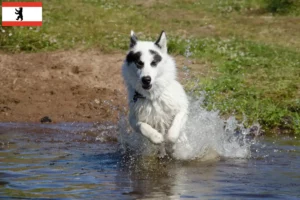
142, 76, 151, 85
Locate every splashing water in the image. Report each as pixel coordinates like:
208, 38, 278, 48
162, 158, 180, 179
173, 95, 253, 160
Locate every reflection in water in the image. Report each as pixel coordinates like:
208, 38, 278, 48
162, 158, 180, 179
117, 155, 219, 199
0, 123, 300, 199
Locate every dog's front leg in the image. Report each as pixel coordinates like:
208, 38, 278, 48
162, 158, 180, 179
167, 110, 187, 143
129, 116, 164, 144
137, 122, 164, 144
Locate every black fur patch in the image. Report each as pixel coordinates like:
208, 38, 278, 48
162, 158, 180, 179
149, 50, 162, 67
126, 51, 144, 69
155, 31, 165, 49
130, 34, 138, 48
126, 51, 142, 63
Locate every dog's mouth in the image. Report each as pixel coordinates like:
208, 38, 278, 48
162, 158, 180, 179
142, 84, 152, 90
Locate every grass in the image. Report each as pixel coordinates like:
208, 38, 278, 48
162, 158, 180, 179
182, 38, 300, 134
0, 0, 299, 134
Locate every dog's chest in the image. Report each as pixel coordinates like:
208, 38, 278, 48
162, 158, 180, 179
133, 97, 177, 134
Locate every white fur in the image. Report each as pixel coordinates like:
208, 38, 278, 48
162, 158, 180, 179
122, 31, 189, 155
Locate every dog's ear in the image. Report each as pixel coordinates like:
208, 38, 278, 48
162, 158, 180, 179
155, 31, 167, 53
130, 30, 138, 48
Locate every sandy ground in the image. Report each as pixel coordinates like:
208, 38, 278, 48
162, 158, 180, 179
0, 50, 205, 123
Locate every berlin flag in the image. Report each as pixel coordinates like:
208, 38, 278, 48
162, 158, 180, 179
2, 2, 42, 26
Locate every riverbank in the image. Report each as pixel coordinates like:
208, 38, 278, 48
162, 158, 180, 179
0, 0, 299, 134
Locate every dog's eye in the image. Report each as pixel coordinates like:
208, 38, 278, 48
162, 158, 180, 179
151, 61, 157, 67
136, 61, 144, 69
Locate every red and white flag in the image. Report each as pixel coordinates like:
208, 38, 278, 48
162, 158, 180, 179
2, 2, 42, 26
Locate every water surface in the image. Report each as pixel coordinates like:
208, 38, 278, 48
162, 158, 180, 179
0, 123, 300, 199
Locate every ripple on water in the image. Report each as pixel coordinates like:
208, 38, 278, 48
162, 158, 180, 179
0, 121, 300, 199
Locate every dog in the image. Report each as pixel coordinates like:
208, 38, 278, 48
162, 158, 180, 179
122, 31, 188, 156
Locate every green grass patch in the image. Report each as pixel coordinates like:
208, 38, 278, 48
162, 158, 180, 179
181, 38, 300, 134
264, 0, 300, 14
196, 0, 300, 15
1, 0, 300, 52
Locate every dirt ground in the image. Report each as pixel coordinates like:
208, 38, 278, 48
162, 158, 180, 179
0, 50, 205, 123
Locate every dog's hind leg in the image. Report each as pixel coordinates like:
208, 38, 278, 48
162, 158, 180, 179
157, 126, 167, 157
158, 143, 167, 158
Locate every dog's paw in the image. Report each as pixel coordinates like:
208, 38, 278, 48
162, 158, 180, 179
166, 134, 178, 143
166, 129, 179, 143
150, 133, 164, 144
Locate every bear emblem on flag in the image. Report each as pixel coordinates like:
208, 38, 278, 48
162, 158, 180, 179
15, 7, 23, 21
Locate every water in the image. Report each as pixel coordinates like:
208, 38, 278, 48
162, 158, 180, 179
1, 122, 300, 199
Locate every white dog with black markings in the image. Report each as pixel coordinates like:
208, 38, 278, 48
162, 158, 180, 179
122, 31, 189, 156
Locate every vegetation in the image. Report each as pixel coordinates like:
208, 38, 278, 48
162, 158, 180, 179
0, 0, 299, 134
265, 0, 300, 14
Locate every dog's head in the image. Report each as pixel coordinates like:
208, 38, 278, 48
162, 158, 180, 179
124, 31, 173, 92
